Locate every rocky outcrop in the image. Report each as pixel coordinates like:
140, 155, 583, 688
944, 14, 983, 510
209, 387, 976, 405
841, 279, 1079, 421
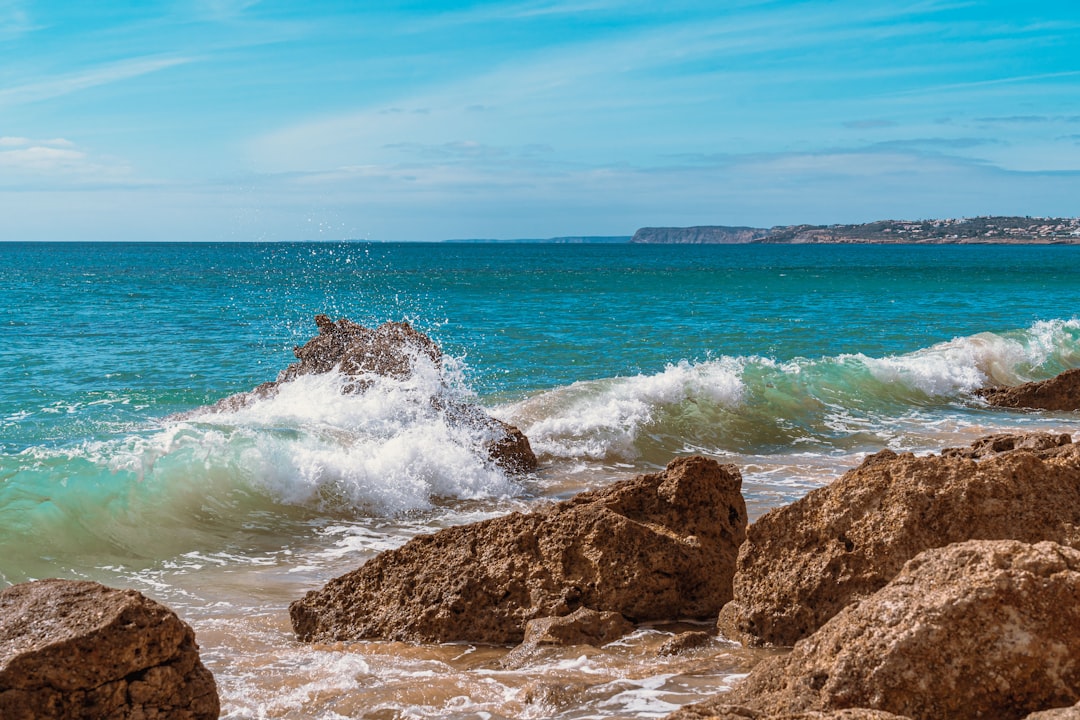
0, 579, 219, 720
941, 431, 1073, 459
181, 314, 537, 473
291, 455, 747, 644
692, 541, 1080, 720
718, 436, 1080, 647
977, 368, 1080, 411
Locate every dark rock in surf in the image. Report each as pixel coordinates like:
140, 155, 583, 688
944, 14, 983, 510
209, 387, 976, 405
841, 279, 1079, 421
657, 630, 715, 657
717, 434, 1080, 648
502, 607, 634, 668
180, 314, 537, 473
977, 367, 1080, 411
290, 455, 747, 644
688, 541, 1080, 720
0, 579, 219, 720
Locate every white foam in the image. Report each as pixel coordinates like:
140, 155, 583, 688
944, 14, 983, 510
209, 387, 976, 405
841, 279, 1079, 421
855, 318, 1080, 397
504, 358, 745, 461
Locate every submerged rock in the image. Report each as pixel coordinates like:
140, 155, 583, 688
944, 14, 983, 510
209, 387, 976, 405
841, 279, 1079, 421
0, 579, 219, 720
697, 541, 1080, 720
657, 630, 715, 657
977, 367, 1080, 411
182, 314, 537, 473
718, 435, 1080, 647
502, 607, 634, 668
290, 455, 747, 644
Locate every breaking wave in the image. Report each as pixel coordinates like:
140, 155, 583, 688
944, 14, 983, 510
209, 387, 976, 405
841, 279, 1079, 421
501, 319, 1080, 463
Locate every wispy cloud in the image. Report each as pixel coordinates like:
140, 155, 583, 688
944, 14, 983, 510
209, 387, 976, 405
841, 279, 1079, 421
0, 0, 37, 40
0, 55, 196, 107
844, 119, 897, 129
888, 70, 1080, 98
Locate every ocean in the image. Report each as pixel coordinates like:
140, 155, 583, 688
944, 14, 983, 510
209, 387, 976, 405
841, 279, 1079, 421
2, 241, 1079, 718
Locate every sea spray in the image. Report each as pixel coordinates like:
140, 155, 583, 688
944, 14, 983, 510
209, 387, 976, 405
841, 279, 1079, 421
0, 355, 523, 581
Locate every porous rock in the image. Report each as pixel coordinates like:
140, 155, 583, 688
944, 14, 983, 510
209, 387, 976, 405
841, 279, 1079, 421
941, 431, 1072, 459
182, 314, 537, 472
502, 607, 633, 668
0, 579, 219, 720
291, 455, 747, 644
657, 630, 715, 657
668, 706, 908, 720
1025, 704, 1080, 719
718, 436, 1080, 647
697, 540, 1080, 720
977, 367, 1080, 411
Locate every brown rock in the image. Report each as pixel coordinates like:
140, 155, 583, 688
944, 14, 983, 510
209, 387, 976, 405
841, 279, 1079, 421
290, 455, 747, 644
658, 630, 715, 656
977, 367, 1080, 411
519, 606, 634, 647
0, 579, 219, 720
703, 540, 1080, 720
942, 431, 1073, 459
503, 607, 633, 667
668, 707, 908, 720
181, 314, 537, 473
1026, 704, 1080, 719
718, 438, 1080, 647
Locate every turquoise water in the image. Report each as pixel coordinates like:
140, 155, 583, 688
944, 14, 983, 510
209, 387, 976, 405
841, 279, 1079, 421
2, 241, 1079, 718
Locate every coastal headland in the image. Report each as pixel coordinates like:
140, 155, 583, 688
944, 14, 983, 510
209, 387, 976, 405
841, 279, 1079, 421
631, 216, 1080, 244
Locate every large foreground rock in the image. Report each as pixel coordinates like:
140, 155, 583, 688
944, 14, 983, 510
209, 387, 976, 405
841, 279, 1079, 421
291, 455, 747, 644
182, 314, 537, 472
0, 579, 219, 720
718, 436, 1080, 647
689, 541, 1080, 720
978, 367, 1080, 411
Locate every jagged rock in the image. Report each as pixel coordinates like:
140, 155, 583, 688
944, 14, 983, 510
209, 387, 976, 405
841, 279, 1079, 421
291, 455, 747, 644
977, 367, 1080, 411
1026, 704, 1080, 719
502, 607, 633, 668
0, 579, 219, 720
718, 436, 1080, 647
667, 707, 908, 719
699, 541, 1080, 720
657, 630, 715, 656
942, 431, 1072, 459
181, 314, 537, 473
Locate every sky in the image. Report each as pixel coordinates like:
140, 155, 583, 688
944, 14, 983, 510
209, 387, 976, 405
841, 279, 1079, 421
1, 0, 1079, 241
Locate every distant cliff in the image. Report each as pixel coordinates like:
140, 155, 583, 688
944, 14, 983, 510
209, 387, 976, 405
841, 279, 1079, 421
630, 226, 770, 244
631, 217, 1080, 244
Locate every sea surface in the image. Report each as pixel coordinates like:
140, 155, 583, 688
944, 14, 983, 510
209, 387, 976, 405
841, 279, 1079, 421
2, 241, 1079, 718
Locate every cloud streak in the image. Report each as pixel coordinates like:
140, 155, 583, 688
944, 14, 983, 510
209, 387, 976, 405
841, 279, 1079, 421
0, 55, 196, 107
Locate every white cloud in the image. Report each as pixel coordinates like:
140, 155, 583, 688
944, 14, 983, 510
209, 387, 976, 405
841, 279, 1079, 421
0, 137, 135, 186
0, 55, 196, 107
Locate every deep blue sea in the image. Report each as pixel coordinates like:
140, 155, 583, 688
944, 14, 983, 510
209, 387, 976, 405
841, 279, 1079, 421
2, 241, 1079, 718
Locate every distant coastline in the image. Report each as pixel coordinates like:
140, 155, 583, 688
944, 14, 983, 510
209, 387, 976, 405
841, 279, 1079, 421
439, 217, 1080, 244
631, 216, 1080, 244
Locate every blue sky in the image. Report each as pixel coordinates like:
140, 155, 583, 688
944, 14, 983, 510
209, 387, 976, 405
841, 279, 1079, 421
1, 1, 1078, 241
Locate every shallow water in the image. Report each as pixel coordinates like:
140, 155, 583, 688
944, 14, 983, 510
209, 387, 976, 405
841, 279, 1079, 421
2, 241, 1079, 717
